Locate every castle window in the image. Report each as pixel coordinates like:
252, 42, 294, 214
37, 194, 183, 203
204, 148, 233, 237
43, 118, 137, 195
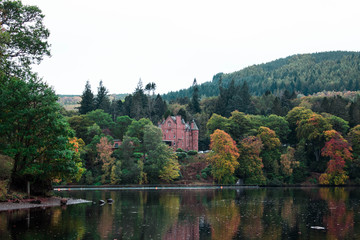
168, 121, 171, 127
174, 135, 176, 139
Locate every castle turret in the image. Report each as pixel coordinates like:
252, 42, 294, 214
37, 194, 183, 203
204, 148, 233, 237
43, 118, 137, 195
191, 120, 199, 151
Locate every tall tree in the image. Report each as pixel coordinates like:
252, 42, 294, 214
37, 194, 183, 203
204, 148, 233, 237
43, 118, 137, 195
257, 126, 281, 176
78, 81, 94, 114
189, 78, 201, 114
0, 76, 84, 194
94, 80, 111, 113
319, 130, 352, 185
237, 136, 266, 184
209, 129, 240, 184
96, 137, 115, 184
0, 0, 50, 76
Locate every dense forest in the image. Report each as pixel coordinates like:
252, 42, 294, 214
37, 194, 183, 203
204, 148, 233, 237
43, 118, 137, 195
163, 51, 360, 101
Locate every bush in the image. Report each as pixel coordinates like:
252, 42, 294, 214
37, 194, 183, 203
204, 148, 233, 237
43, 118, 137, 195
196, 174, 201, 180
176, 152, 187, 161
187, 150, 198, 155
133, 152, 143, 159
176, 148, 185, 152
201, 165, 212, 178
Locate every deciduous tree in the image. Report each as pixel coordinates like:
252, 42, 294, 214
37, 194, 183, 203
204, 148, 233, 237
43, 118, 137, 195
319, 130, 352, 185
237, 136, 266, 184
0, 76, 83, 194
0, 0, 50, 75
209, 129, 239, 184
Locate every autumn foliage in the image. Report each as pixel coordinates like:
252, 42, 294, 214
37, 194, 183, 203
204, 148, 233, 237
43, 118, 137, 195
319, 130, 352, 185
238, 136, 266, 184
209, 129, 239, 184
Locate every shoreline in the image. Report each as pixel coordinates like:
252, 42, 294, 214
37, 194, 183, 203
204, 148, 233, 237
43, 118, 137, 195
0, 197, 91, 212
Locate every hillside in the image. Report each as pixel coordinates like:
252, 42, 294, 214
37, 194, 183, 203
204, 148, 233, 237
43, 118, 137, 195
163, 51, 360, 101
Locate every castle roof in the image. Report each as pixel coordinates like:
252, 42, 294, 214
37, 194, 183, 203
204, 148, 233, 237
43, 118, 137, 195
191, 120, 199, 130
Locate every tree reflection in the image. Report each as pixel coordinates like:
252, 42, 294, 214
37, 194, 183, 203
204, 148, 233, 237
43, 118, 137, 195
319, 188, 354, 239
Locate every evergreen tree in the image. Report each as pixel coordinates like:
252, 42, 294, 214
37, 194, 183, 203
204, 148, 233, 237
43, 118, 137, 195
78, 81, 95, 114
189, 78, 201, 114
130, 79, 149, 120
94, 80, 111, 113
239, 81, 252, 114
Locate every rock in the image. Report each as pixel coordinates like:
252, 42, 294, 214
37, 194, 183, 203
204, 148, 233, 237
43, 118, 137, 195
107, 198, 113, 203
30, 200, 41, 204
99, 200, 105, 204
60, 198, 68, 206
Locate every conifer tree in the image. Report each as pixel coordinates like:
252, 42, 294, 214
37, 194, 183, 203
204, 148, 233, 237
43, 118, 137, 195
78, 81, 95, 114
95, 80, 111, 113
189, 78, 201, 114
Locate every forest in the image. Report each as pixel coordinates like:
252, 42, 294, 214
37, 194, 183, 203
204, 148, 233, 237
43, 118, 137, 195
1, 0, 360, 197
163, 51, 360, 101
65, 76, 360, 186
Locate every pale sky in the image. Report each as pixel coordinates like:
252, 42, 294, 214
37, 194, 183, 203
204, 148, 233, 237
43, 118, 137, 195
21, 0, 360, 95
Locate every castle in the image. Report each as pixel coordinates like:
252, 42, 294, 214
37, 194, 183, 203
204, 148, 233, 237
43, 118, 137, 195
158, 116, 199, 151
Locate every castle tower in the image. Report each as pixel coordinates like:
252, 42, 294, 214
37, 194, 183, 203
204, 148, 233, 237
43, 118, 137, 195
190, 120, 199, 151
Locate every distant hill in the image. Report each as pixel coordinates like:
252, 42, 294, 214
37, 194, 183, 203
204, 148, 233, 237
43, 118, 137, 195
162, 51, 360, 101
57, 93, 129, 111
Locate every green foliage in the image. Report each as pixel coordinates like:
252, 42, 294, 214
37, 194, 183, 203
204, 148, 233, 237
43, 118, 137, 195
176, 152, 187, 161
187, 150, 198, 156
207, 113, 229, 135
237, 136, 266, 185
86, 109, 114, 130
0, 76, 83, 194
126, 118, 152, 143
78, 81, 95, 114
94, 80, 111, 113
257, 127, 281, 175
321, 113, 349, 136
227, 111, 251, 141
163, 51, 360, 100
0, 0, 51, 75
113, 115, 133, 140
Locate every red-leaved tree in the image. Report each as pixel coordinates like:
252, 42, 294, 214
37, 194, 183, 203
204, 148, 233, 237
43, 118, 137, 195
319, 130, 352, 185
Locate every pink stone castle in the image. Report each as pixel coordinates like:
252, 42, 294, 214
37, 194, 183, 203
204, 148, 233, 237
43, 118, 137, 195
159, 116, 199, 151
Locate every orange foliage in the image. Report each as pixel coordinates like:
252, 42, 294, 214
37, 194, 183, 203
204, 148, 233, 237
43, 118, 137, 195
209, 129, 239, 184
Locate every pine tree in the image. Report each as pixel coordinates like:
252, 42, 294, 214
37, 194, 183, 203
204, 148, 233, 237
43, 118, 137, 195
95, 80, 111, 113
78, 81, 95, 114
239, 81, 252, 114
189, 78, 201, 114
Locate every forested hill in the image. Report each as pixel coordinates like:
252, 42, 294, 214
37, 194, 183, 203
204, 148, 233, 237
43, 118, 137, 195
162, 51, 360, 101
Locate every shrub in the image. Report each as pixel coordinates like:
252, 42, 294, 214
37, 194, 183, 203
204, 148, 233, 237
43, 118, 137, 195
196, 174, 201, 180
187, 150, 198, 155
176, 152, 187, 161
176, 148, 185, 152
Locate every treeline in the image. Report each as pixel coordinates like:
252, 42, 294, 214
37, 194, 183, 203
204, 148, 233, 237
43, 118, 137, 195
77, 80, 167, 124
163, 51, 360, 101
70, 74, 360, 186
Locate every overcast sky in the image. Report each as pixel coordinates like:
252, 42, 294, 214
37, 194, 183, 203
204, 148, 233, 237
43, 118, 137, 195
21, 0, 360, 95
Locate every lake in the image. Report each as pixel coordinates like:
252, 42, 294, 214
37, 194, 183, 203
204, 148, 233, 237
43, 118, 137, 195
0, 187, 359, 239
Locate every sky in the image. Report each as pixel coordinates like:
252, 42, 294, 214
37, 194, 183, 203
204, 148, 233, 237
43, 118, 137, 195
21, 0, 360, 95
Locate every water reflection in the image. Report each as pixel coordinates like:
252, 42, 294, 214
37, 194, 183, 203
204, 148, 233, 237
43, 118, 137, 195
1, 187, 360, 239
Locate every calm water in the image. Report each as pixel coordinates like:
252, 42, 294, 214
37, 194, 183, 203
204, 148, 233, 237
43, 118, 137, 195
1, 187, 360, 239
